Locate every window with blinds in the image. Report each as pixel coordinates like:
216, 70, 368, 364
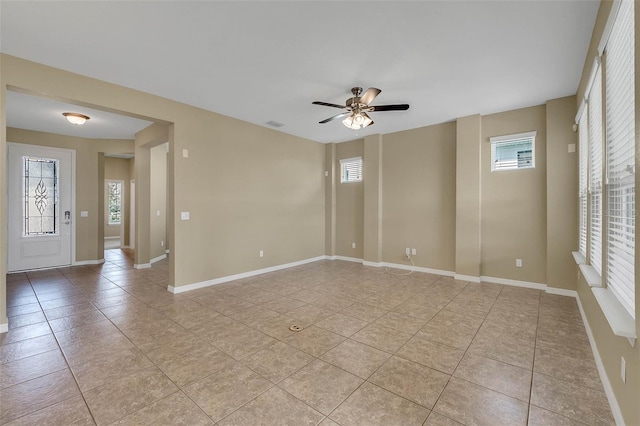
588, 67, 604, 276
490, 132, 536, 172
578, 108, 589, 257
340, 157, 362, 183
605, 0, 635, 318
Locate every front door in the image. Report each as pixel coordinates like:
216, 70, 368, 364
7, 143, 74, 272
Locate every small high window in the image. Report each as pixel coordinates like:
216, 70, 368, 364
340, 157, 362, 183
107, 181, 122, 225
490, 132, 536, 172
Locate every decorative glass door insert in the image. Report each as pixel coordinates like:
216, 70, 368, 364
23, 156, 59, 236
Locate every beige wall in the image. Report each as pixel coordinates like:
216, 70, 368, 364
6, 128, 134, 262
481, 105, 547, 283
382, 123, 457, 270
150, 143, 167, 260
335, 139, 364, 259
455, 115, 482, 277
104, 157, 132, 243
546, 96, 578, 290
324, 143, 336, 257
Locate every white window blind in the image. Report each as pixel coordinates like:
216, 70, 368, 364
588, 67, 604, 276
605, 0, 635, 318
490, 132, 536, 171
340, 157, 362, 183
578, 108, 589, 257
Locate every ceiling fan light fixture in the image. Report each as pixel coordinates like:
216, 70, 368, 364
342, 112, 372, 130
62, 112, 90, 125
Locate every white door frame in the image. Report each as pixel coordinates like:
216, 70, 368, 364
130, 179, 135, 249
7, 142, 76, 272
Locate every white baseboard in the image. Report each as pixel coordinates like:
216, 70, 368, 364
576, 295, 625, 426
134, 263, 151, 269
377, 261, 455, 277
545, 287, 578, 298
454, 274, 481, 283
362, 261, 382, 267
73, 259, 105, 266
104, 236, 120, 240
168, 255, 326, 294
150, 254, 167, 264
0, 320, 8, 334
480, 275, 547, 291
325, 255, 363, 263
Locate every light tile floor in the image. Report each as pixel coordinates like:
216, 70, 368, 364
1, 251, 614, 425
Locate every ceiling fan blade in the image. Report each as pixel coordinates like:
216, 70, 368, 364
371, 104, 410, 111
312, 101, 346, 109
319, 112, 351, 124
360, 87, 381, 105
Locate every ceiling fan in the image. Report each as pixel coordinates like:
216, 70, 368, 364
313, 87, 409, 130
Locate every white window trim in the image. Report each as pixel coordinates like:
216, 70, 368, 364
339, 156, 363, 183
573, 0, 636, 346
489, 131, 536, 172
572, 251, 587, 265
592, 288, 636, 345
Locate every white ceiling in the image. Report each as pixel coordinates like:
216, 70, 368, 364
6, 91, 153, 140
1, 1, 599, 143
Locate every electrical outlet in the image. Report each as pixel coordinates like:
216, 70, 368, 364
161, 240, 164, 247
352, 242, 356, 249
156, 210, 160, 216
405, 248, 410, 255
621, 357, 626, 383
516, 258, 523, 267
259, 250, 264, 258
411, 248, 417, 256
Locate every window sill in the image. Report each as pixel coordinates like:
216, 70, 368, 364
572, 251, 586, 265
592, 287, 636, 346
578, 264, 602, 287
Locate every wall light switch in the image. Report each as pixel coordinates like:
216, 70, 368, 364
516, 259, 523, 267
352, 242, 356, 249
568, 144, 576, 153
161, 240, 164, 247
180, 212, 190, 220
259, 250, 264, 258
80, 211, 89, 217
182, 149, 189, 158
156, 210, 160, 216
